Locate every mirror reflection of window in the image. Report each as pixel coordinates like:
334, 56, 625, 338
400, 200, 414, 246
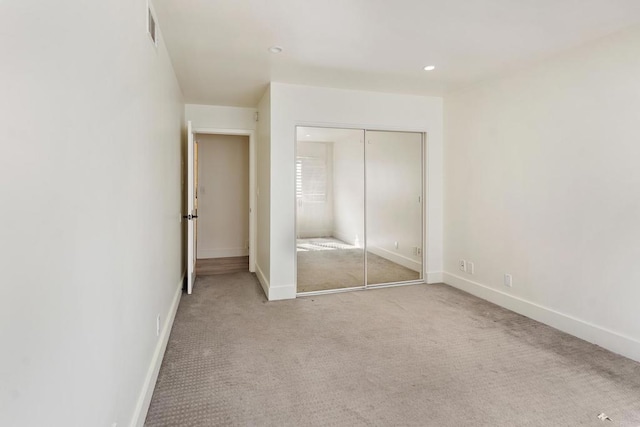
296, 155, 327, 203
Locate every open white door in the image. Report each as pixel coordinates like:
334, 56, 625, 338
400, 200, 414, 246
186, 121, 197, 294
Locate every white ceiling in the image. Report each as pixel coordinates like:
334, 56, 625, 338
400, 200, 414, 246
153, 0, 640, 107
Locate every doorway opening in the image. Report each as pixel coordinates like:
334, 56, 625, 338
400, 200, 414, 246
185, 122, 256, 294
195, 133, 250, 275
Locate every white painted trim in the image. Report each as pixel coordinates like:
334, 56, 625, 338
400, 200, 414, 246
365, 280, 426, 290
367, 245, 422, 272
192, 127, 256, 273
297, 286, 366, 297
197, 247, 249, 259
268, 284, 297, 301
256, 265, 295, 301
186, 121, 196, 294
255, 263, 269, 299
130, 275, 183, 427
426, 271, 443, 284
293, 121, 429, 134
422, 132, 430, 275
443, 272, 640, 363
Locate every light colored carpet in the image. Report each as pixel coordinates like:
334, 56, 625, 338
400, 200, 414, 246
296, 238, 420, 292
145, 273, 640, 426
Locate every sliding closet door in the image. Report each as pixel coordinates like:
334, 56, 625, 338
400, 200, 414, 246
296, 127, 365, 293
365, 131, 423, 286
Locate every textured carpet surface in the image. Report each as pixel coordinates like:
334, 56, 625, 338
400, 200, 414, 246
296, 238, 420, 292
146, 273, 640, 426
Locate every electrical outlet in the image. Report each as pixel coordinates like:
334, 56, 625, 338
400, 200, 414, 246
504, 274, 513, 288
394, 241, 399, 249
459, 260, 466, 271
416, 247, 421, 256
156, 315, 161, 337
466, 261, 474, 274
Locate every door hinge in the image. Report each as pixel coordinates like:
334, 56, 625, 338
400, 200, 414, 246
182, 210, 198, 220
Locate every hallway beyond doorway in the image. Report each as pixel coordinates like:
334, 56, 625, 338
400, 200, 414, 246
196, 256, 249, 276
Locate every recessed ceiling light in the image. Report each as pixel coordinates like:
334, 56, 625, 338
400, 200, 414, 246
306, 134, 311, 137
423, 65, 436, 71
269, 46, 283, 54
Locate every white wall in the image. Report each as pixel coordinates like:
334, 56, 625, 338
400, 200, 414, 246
269, 83, 444, 299
185, 104, 256, 130
0, 1, 184, 426
444, 25, 640, 362
255, 88, 272, 293
196, 134, 249, 259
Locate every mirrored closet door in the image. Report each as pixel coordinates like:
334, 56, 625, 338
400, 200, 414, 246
295, 126, 423, 294
296, 127, 365, 293
365, 131, 423, 286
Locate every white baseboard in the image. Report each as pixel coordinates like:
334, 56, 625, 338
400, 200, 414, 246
197, 247, 249, 259
268, 284, 297, 301
255, 263, 269, 299
332, 230, 359, 246
129, 273, 184, 427
443, 272, 640, 363
368, 245, 422, 272
426, 271, 443, 284
255, 263, 296, 301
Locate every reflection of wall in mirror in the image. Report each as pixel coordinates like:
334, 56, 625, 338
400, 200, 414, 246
333, 135, 365, 247
366, 132, 423, 272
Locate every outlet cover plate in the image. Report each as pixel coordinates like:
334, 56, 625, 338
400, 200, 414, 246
504, 274, 513, 287
467, 262, 474, 274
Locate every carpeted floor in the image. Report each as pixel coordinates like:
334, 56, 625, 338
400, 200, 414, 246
296, 238, 420, 292
145, 273, 640, 426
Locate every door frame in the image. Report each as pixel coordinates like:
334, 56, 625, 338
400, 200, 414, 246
186, 121, 196, 294
192, 127, 257, 273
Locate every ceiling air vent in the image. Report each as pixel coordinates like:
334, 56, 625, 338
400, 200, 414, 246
147, 6, 157, 46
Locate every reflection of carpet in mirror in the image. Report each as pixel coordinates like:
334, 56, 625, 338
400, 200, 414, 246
296, 238, 421, 293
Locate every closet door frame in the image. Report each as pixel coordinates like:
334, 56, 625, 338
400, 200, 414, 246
294, 123, 428, 296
